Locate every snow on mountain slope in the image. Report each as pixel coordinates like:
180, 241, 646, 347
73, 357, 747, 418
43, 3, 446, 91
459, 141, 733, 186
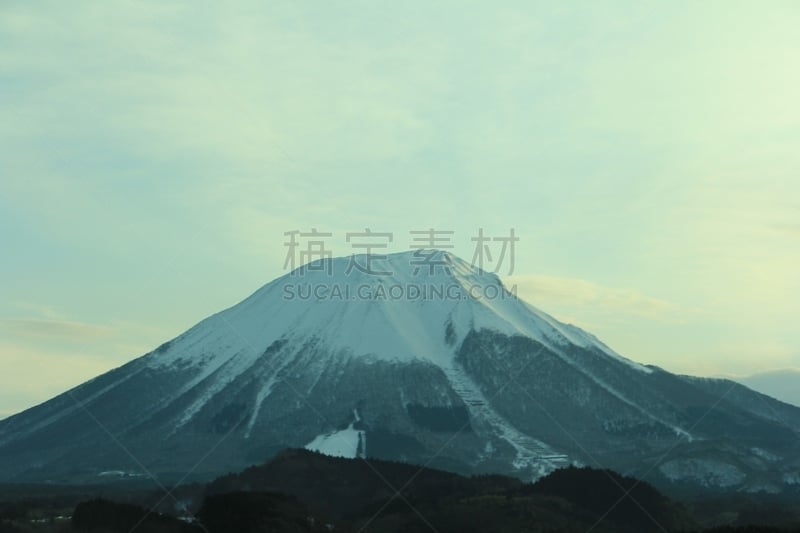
305, 409, 366, 459
441, 359, 569, 475
133, 250, 655, 440
148, 250, 636, 375
2, 249, 798, 490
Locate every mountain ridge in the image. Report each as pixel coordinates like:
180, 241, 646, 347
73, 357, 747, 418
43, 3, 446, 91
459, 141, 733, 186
0, 250, 798, 495
735, 369, 800, 408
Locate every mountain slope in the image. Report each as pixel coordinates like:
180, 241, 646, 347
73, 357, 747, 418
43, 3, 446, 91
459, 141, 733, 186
737, 370, 800, 408
0, 251, 798, 494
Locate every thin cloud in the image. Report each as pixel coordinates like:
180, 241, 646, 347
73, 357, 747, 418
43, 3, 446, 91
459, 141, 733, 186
0, 318, 112, 341
508, 274, 684, 322
769, 223, 800, 235
0, 340, 127, 417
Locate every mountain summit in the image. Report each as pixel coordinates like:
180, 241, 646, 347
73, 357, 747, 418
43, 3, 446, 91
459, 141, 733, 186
1, 250, 798, 494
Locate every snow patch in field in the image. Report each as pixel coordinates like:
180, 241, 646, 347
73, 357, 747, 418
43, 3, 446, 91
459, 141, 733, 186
305, 409, 365, 459
98, 470, 144, 478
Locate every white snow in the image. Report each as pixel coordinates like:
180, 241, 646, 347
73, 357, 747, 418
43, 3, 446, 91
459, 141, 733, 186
244, 375, 279, 438
152, 251, 643, 370
98, 470, 144, 478
305, 425, 363, 458
144, 250, 663, 434
442, 360, 569, 478
305, 410, 365, 459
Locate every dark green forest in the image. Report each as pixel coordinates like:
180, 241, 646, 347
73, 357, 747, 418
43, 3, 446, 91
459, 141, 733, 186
1, 450, 798, 533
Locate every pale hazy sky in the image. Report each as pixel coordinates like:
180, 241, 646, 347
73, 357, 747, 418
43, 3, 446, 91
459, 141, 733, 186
1, 1, 799, 419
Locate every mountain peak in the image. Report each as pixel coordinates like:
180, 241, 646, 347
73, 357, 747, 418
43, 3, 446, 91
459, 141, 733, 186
145, 250, 650, 380
284, 248, 498, 287
213, 249, 514, 368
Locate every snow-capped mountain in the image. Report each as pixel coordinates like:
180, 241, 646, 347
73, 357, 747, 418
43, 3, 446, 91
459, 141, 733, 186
1, 251, 798, 494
